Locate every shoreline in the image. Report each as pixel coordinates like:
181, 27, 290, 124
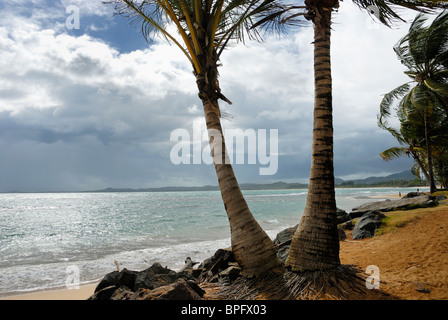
0, 282, 98, 300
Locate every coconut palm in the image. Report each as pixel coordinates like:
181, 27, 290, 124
378, 10, 448, 193
379, 119, 432, 184
276, 1, 448, 274
105, 0, 289, 277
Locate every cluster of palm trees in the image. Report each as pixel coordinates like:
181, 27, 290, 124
379, 10, 448, 193
106, 0, 448, 297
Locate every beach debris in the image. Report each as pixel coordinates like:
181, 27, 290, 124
179, 257, 199, 272
114, 260, 120, 272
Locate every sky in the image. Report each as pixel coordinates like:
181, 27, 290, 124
0, 0, 426, 192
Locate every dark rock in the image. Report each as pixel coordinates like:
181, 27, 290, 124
349, 211, 365, 219
131, 278, 202, 300
110, 285, 134, 300
273, 225, 297, 263
94, 271, 119, 293
337, 208, 351, 224
219, 265, 242, 284
116, 268, 137, 291
185, 280, 205, 297
134, 263, 195, 291
436, 194, 447, 201
197, 248, 237, 283
88, 285, 117, 300
403, 192, 424, 198
340, 220, 354, 230
353, 211, 386, 240
94, 268, 137, 294
273, 225, 297, 245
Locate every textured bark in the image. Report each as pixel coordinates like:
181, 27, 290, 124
286, 3, 340, 272
197, 69, 282, 278
423, 113, 437, 193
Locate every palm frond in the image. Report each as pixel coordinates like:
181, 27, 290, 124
379, 82, 411, 120
380, 146, 409, 161
353, 0, 448, 27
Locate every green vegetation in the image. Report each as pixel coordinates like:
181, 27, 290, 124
338, 178, 426, 188
375, 211, 425, 236
378, 11, 448, 193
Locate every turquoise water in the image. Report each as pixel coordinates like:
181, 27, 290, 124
0, 187, 428, 295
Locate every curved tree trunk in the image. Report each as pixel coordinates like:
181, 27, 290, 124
286, 3, 340, 272
196, 67, 282, 278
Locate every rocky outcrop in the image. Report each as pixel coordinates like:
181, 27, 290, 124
351, 194, 436, 217
352, 211, 386, 240
88, 263, 203, 300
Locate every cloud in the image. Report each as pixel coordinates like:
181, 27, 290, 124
0, 0, 421, 192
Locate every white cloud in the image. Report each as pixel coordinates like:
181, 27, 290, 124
0, 0, 421, 191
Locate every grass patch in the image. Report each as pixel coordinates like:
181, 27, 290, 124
432, 190, 448, 197
375, 210, 427, 236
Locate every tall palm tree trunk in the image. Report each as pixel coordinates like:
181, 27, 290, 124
197, 68, 282, 278
286, 2, 340, 272
423, 112, 437, 193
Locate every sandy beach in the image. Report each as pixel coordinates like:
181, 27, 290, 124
1, 283, 97, 300
2, 200, 447, 301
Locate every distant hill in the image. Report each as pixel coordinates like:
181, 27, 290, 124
336, 170, 424, 187
93, 170, 424, 193
95, 181, 308, 193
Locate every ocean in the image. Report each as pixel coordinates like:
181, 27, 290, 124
0, 187, 428, 296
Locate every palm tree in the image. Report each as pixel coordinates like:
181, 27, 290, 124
280, 1, 448, 274
105, 0, 287, 278
379, 118, 432, 184
378, 10, 448, 193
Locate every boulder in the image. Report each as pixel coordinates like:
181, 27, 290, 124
352, 211, 386, 240
351, 194, 436, 216
273, 225, 297, 263
94, 268, 137, 294
110, 285, 134, 300
402, 192, 424, 198
133, 262, 196, 291
88, 285, 117, 300
197, 248, 237, 283
90, 262, 199, 300
131, 278, 202, 300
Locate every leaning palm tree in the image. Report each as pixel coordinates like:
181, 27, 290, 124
279, 1, 448, 277
378, 10, 448, 193
105, 0, 288, 278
